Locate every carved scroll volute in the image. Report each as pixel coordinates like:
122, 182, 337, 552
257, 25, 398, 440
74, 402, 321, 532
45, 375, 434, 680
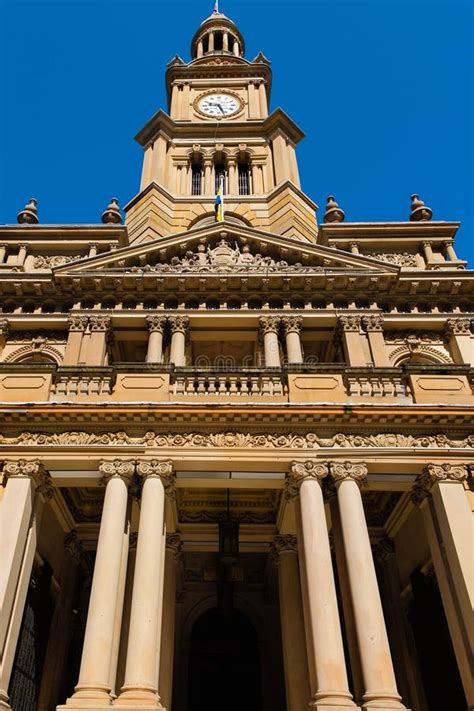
3, 458, 54, 500
285, 460, 329, 501
328, 461, 369, 489
137, 459, 175, 500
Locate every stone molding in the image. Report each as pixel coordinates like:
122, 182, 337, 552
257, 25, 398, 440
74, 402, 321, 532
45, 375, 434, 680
68, 315, 89, 332
168, 315, 189, 334
99, 458, 135, 484
281, 315, 303, 335
329, 461, 369, 487
445, 318, 472, 337
412, 463, 469, 505
3, 458, 53, 500
146, 315, 168, 333
285, 460, 329, 500
137, 459, 175, 499
259, 315, 281, 335
1, 430, 473, 450
362, 314, 384, 332
337, 315, 362, 333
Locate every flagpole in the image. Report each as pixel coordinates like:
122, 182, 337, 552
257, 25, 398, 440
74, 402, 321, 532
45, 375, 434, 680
220, 175, 225, 222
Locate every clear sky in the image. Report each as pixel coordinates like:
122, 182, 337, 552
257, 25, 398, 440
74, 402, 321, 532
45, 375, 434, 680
0, 0, 472, 265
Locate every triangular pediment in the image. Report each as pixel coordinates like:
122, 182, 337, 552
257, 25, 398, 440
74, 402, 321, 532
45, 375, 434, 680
53, 223, 400, 277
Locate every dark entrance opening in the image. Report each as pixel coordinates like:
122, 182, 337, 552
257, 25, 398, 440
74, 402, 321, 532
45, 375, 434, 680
188, 607, 262, 711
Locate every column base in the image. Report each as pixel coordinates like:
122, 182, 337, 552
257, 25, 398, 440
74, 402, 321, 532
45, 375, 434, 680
56, 706, 113, 710
311, 694, 358, 710
361, 695, 409, 711
114, 689, 164, 709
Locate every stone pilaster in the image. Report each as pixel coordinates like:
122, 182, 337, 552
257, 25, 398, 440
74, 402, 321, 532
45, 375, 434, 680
159, 533, 182, 711
362, 314, 390, 366
337, 315, 367, 366
444, 318, 473, 365
64, 315, 89, 365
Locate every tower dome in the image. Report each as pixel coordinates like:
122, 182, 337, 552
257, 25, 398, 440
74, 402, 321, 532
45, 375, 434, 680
191, 6, 245, 60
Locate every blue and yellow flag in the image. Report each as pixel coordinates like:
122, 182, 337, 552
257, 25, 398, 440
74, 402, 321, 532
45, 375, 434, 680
215, 176, 224, 222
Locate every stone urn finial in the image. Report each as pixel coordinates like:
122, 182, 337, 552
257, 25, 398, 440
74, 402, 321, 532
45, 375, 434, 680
323, 195, 345, 223
101, 197, 122, 224
410, 194, 433, 222
17, 198, 39, 224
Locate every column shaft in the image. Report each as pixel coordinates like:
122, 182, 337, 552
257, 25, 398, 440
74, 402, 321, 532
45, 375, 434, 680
159, 535, 181, 710
169, 317, 189, 367
260, 317, 281, 368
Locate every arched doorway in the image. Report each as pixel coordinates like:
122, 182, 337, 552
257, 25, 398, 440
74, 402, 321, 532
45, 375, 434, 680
187, 607, 262, 711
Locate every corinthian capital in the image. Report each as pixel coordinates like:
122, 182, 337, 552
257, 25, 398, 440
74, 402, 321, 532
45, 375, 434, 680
166, 533, 183, 558
362, 314, 384, 332
99, 459, 135, 484
272, 534, 298, 555
137, 459, 175, 499
285, 460, 329, 500
445, 318, 472, 337
419, 463, 468, 492
89, 315, 112, 332
3, 459, 53, 500
68, 314, 89, 332
329, 461, 368, 487
168, 315, 189, 334
281, 315, 303, 335
146, 315, 167, 333
259, 315, 281, 335
337, 315, 362, 333
0, 318, 10, 338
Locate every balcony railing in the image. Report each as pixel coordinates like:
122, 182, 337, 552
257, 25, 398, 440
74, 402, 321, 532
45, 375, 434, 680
0, 363, 472, 405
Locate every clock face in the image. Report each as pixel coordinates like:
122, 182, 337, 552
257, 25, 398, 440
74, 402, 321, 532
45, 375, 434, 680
198, 93, 240, 118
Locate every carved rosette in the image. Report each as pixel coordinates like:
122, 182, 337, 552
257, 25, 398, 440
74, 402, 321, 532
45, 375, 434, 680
281, 316, 303, 336
3, 458, 53, 500
166, 532, 183, 558
99, 459, 135, 485
68, 315, 89, 332
137, 459, 175, 500
445, 318, 472, 337
259, 315, 281, 335
168, 315, 189, 335
89, 315, 112, 332
362, 314, 384, 333
285, 460, 329, 500
146, 315, 167, 333
0, 318, 10, 338
329, 461, 368, 488
337, 315, 362, 333
64, 531, 85, 564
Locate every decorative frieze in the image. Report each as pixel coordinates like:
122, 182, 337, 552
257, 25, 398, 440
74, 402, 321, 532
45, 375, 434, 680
34, 255, 81, 269
370, 253, 418, 267
3, 458, 53, 500
1, 430, 473, 449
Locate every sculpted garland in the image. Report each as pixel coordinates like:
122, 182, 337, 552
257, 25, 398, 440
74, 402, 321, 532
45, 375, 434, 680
0, 431, 473, 449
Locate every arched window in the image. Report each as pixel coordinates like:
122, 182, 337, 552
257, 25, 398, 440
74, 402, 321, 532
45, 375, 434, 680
191, 160, 203, 196
214, 32, 223, 51
238, 161, 250, 195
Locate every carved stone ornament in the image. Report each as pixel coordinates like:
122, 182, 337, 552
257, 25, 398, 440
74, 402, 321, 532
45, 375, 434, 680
99, 459, 135, 484
281, 315, 303, 335
168, 315, 189, 334
329, 461, 369, 487
0, 318, 9, 338
137, 459, 175, 499
89, 315, 112, 332
166, 532, 183, 557
362, 314, 384, 333
3, 458, 53, 500
272, 534, 298, 555
373, 536, 396, 562
64, 531, 85, 564
34, 255, 81, 269
285, 460, 329, 500
445, 318, 472, 337
338, 315, 362, 333
370, 253, 419, 267
146, 315, 168, 333
1, 431, 473, 450
68, 315, 89, 332
259, 315, 281, 335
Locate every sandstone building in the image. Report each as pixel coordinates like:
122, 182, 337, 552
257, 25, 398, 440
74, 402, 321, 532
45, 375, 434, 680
0, 8, 473, 711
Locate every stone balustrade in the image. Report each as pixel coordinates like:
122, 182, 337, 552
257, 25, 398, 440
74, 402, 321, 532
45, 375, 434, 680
171, 369, 288, 399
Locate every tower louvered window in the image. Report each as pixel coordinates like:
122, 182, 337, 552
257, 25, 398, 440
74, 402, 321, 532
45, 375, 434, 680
238, 162, 250, 195
191, 163, 203, 196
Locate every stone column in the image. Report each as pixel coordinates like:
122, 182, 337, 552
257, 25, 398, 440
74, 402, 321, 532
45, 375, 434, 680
0, 318, 9, 360
443, 240, 458, 262
117, 460, 174, 709
208, 31, 214, 52
223, 31, 229, 51
159, 534, 182, 711
329, 461, 407, 710
64, 315, 88, 366
0, 460, 53, 711
86, 315, 112, 366
444, 318, 473, 366
168, 316, 189, 367
337, 315, 367, 366
203, 156, 214, 196
281, 316, 303, 365
88, 243, 98, 258
64, 460, 133, 707
362, 315, 390, 367
227, 156, 238, 194
350, 243, 360, 255
412, 463, 473, 708
233, 39, 240, 56
0, 244, 7, 263
422, 241, 434, 264
17, 244, 28, 266
260, 316, 281, 368
146, 316, 167, 364
197, 40, 203, 58
287, 462, 356, 709
272, 534, 311, 711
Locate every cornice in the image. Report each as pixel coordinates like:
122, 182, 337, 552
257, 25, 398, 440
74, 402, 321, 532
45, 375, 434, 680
0, 225, 127, 243
319, 221, 460, 243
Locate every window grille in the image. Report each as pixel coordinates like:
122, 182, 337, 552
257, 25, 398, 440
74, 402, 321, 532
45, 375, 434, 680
191, 164, 202, 196
238, 163, 250, 195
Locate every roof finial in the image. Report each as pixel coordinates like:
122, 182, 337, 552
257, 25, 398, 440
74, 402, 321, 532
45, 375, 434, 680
213, 0, 219, 14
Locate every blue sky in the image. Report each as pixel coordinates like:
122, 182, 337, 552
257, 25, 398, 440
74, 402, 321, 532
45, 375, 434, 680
0, 0, 472, 265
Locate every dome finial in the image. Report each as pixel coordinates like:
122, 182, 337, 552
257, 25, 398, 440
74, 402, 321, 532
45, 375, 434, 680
324, 196, 345, 223
213, 0, 219, 13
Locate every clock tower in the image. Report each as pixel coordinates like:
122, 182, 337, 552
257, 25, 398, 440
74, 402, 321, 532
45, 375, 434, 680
126, 7, 319, 244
